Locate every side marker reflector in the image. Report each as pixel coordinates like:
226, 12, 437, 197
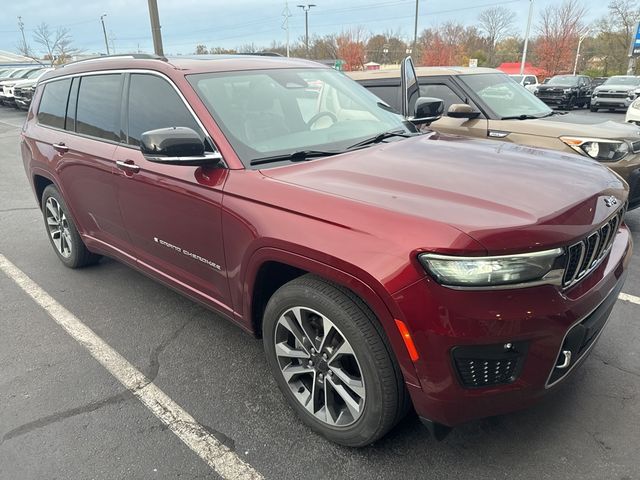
395, 319, 419, 362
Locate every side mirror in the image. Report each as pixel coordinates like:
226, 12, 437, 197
140, 127, 222, 166
447, 103, 481, 119
412, 97, 444, 124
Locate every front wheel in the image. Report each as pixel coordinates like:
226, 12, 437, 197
590, 105, 598, 112
41, 185, 101, 268
263, 275, 407, 446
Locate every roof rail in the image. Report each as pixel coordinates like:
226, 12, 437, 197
235, 52, 284, 57
61, 53, 167, 67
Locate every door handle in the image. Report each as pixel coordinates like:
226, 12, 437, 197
53, 142, 69, 154
556, 350, 572, 369
116, 160, 141, 174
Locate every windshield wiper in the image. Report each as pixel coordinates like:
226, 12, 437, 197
346, 130, 416, 150
250, 150, 340, 166
501, 114, 543, 120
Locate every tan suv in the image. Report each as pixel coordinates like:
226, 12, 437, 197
350, 66, 640, 209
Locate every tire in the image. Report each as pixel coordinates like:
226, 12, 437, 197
566, 96, 576, 110
41, 185, 101, 268
590, 106, 598, 112
263, 274, 408, 446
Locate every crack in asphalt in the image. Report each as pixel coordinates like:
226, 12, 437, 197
592, 354, 640, 379
0, 207, 39, 213
0, 391, 132, 446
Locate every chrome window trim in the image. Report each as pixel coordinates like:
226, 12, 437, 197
36, 68, 227, 168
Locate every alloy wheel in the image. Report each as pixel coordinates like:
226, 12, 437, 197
274, 306, 366, 427
45, 197, 72, 258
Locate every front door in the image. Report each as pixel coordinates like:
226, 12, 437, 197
113, 73, 232, 311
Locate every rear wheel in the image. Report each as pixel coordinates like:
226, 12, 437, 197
41, 185, 101, 268
263, 274, 407, 446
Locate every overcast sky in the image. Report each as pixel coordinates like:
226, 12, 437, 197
0, 0, 612, 56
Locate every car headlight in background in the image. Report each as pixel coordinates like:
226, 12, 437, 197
560, 137, 630, 162
418, 248, 564, 288
632, 98, 640, 109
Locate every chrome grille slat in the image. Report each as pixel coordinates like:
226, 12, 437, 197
562, 206, 625, 289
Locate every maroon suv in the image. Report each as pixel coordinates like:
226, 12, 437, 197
21, 54, 632, 446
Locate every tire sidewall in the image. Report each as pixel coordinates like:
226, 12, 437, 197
41, 185, 87, 268
263, 281, 392, 446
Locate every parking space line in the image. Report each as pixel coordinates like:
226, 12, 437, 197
619, 292, 640, 305
0, 254, 263, 480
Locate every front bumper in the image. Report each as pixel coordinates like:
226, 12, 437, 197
536, 93, 571, 106
394, 226, 632, 427
592, 96, 633, 109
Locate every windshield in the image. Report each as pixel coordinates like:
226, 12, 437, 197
510, 75, 523, 83
547, 76, 579, 86
188, 67, 411, 166
8, 70, 26, 79
458, 73, 552, 118
604, 76, 640, 86
25, 69, 45, 79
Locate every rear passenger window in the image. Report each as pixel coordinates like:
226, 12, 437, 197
127, 74, 205, 148
37, 79, 71, 129
366, 85, 400, 112
76, 74, 123, 142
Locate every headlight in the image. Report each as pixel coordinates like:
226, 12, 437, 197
632, 98, 640, 109
418, 248, 564, 288
560, 137, 630, 162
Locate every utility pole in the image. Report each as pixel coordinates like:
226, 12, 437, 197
573, 27, 590, 76
282, 2, 292, 57
520, 0, 534, 75
297, 4, 316, 58
147, 0, 164, 57
413, 0, 419, 55
17, 16, 28, 56
100, 14, 110, 55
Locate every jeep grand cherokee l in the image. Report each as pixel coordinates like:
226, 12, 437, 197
21, 54, 632, 446
350, 65, 640, 210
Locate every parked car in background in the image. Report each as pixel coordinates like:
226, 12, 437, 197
509, 74, 539, 92
591, 75, 640, 112
534, 75, 592, 109
350, 66, 640, 209
0, 68, 50, 106
625, 97, 640, 124
0, 67, 41, 83
591, 77, 608, 89
21, 54, 632, 446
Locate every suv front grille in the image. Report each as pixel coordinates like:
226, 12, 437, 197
562, 206, 626, 288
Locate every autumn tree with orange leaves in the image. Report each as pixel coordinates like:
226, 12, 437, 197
336, 28, 367, 71
534, 0, 587, 76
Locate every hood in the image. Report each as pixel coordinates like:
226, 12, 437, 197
538, 84, 577, 90
498, 113, 640, 140
594, 84, 639, 92
261, 133, 627, 253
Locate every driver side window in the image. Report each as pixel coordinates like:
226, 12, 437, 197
419, 84, 464, 112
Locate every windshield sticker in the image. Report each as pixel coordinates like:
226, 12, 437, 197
153, 237, 222, 271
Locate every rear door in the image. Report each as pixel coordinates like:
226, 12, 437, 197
112, 72, 232, 311
34, 74, 129, 254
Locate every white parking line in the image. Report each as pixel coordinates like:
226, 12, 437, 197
619, 292, 640, 305
0, 254, 262, 480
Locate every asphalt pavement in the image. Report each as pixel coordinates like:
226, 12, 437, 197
1, 107, 639, 480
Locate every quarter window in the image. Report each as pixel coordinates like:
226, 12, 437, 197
76, 74, 123, 142
127, 74, 205, 148
37, 78, 72, 129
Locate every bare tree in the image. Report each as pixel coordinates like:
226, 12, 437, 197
33, 23, 77, 65
478, 6, 516, 66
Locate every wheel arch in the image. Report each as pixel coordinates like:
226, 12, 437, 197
243, 246, 420, 386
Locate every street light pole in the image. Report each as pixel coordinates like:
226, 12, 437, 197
147, 0, 165, 57
100, 14, 110, 55
413, 0, 419, 55
17, 16, 28, 55
573, 28, 590, 76
520, 0, 534, 75
297, 4, 316, 58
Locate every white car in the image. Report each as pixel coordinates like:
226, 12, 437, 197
625, 97, 640, 124
509, 74, 539, 92
0, 68, 51, 106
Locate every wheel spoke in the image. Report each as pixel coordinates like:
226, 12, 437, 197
281, 364, 314, 382
280, 313, 311, 355
46, 202, 59, 222
46, 217, 58, 227
323, 378, 338, 425
328, 375, 362, 420
317, 314, 336, 353
329, 365, 365, 399
275, 341, 310, 359
327, 339, 355, 365
304, 372, 319, 415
